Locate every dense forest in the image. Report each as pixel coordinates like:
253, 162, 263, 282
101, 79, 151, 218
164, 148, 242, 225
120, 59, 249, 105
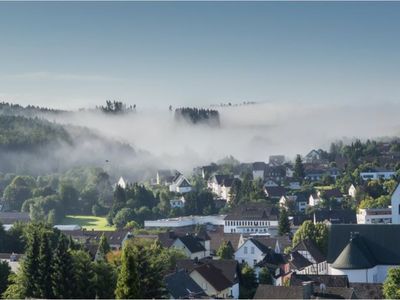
174, 107, 220, 126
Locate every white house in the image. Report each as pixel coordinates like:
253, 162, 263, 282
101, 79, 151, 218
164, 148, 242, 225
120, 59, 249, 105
169, 174, 192, 194
116, 176, 127, 189
235, 238, 270, 267
360, 170, 396, 181
348, 184, 357, 198
391, 183, 400, 224
223, 204, 279, 234
252, 162, 266, 181
208, 175, 234, 201
170, 196, 185, 209
327, 224, 400, 283
280, 194, 308, 213
356, 208, 392, 224
304, 150, 322, 163
309, 194, 321, 207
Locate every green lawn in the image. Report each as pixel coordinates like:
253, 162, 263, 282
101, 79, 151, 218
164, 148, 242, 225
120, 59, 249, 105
61, 215, 115, 231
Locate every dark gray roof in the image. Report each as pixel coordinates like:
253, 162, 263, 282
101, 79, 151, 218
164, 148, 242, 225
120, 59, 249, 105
193, 263, 232, 292
314, 209, 357, 224
327, 224, 400, 268
0, 212, 30, 223
349, 283, 383, 299
254, 285, 304, 299
265, 186, 287, 198
253, 162, 266, 171
331, 235, 376, 269
178, 235, 206, 253
289, 251, 313, 270
164, 270, 205, 298
313, 287, 355, 299
224, 203, 279, 221
176, 258, 239, 284
289, 273, 349, 288
292, 239, 326, 263
213, 174, 232, 185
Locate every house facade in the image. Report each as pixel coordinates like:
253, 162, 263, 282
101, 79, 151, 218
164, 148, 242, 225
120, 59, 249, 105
223, 204, 279, 234
360, 170, 396, 181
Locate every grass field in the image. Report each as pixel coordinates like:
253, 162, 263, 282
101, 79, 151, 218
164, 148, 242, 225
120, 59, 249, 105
61, 215, 115, 231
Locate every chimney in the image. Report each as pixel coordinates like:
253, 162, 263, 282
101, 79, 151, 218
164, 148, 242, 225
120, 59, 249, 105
302, 281, 313, 299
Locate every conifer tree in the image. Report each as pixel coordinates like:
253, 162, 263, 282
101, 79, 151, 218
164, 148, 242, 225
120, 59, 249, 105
278, 208, 291, 236
97, 233, 110, 260
115, 244, 140, 299
22, 228, 40, 298
37, 231, 54, 298
51, 235, 74, 298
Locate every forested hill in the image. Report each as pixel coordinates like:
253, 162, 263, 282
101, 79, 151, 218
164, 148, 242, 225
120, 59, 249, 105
0, 115, 72, 150
0, 114, 138, 176
0, 102, 66, 117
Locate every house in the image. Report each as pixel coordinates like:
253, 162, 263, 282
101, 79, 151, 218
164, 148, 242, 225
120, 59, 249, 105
0, 212, 30, 224
264, 186, 286, 199
305, 169, 325, 182
289, 273, 349, 288
208, 174, 234, 200
291, 239, 327, 275
269, 155, 285, 166
62, 229, 132, 250
169, 174, 192, 194
234, 237, 271, 267
164, 269, 206, 299
200, 164, 219, 180
171, 234, 210, 259
0, 253, 22, 273
223, 203, 279, 234
254, 249, 288, 285
157, 169, 180, 185
360, 169, 396, 181
287, 181, 301, 190
317, 188, 343, 203
304, 150, 322, 163
252, 162, 266, 180
116, 176, 127, 189
308, 194, 321, 207
391, 182, 400, 224
254, 283, 356, 299
349, 283, 383, 299
265, 165, 286, 181
313, 209, 357, 224
177, 258, 240, 298
264, 178, 279, 187
280, 193, 308, 213
357, 208, 392, 224
348, 184, 357, 198
327, 224, 400, 283
170, 196, 185, 209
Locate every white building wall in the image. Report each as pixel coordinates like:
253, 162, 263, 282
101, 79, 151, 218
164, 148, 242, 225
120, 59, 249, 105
231, 283, 239, 299
224, 219, 278, 234
391, 184, 400, 224
234, 240, 265, 267
329, 265, 378, 283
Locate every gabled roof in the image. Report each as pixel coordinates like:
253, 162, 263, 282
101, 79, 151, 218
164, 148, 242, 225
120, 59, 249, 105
177, 235, 206, 253
247, 238, 270, 254
265, 186, 287, 198
289, 251, 313, 270
327, 224, 400, 267
253, 162, 266, 171
289, 273, 349, 288
164, 270, 205, 299
349, 283, 383, 299
176, 258, 239, 285
321, 188, 343, 199
314, 209, 357, 224
331, 235, 376, 269
224, 203, 279, 221
192, 263, 233, 292
212, 174, 232, 185
292, 239, 326, 263
254, 285, 304, 299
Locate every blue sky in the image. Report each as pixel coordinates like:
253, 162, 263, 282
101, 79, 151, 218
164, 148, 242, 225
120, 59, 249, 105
0, 1, 400, 109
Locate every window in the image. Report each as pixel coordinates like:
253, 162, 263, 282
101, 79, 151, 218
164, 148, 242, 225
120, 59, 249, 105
253, 259, 257, 266
244, 246, 248, 254
251, 247, 255, 254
